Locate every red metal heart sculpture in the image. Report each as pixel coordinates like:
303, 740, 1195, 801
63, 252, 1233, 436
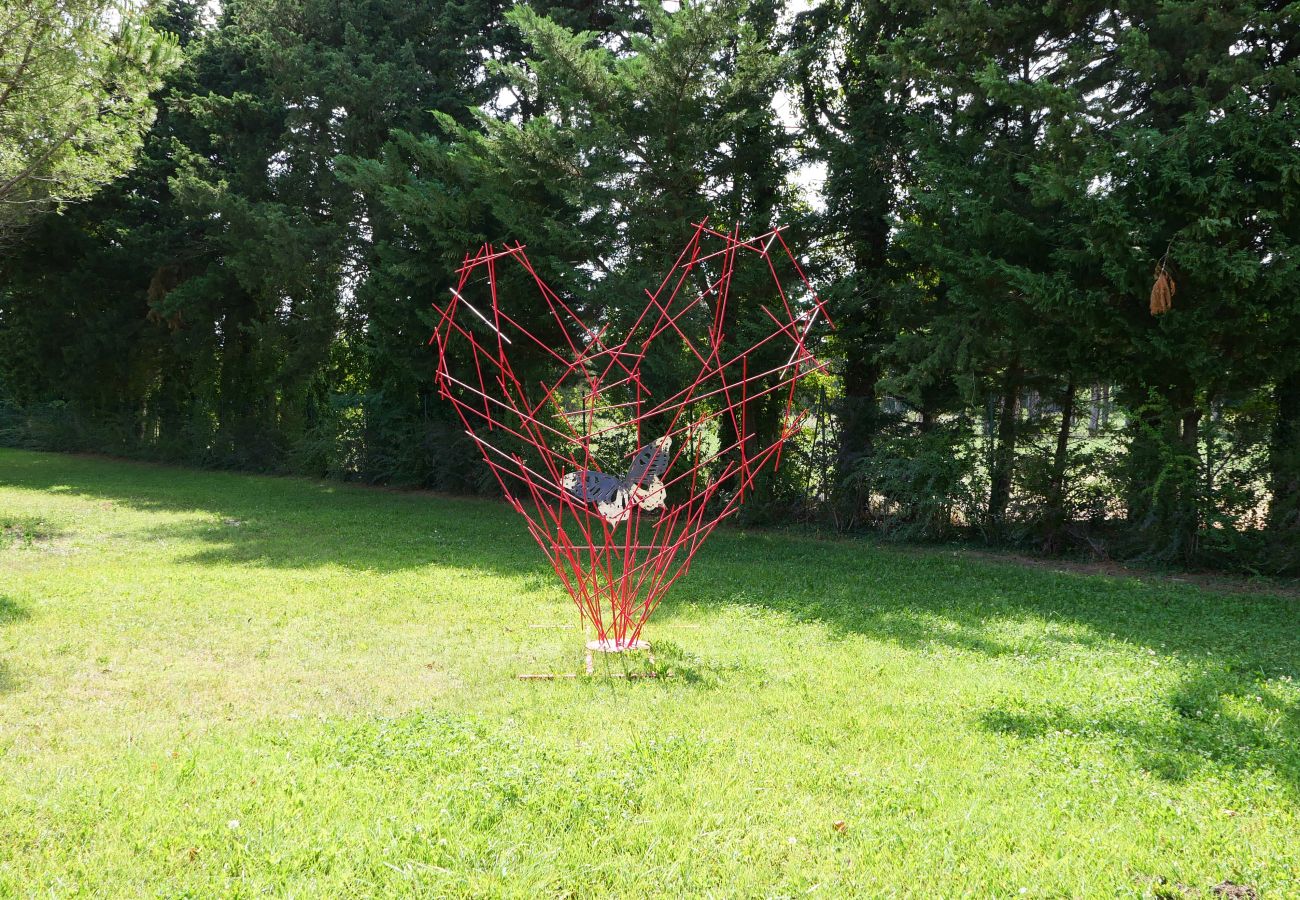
429, 223, 829, 650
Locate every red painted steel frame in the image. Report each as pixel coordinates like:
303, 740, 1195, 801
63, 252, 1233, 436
429, 223, 829, 648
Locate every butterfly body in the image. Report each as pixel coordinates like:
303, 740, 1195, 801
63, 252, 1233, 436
561, 436, 671, 525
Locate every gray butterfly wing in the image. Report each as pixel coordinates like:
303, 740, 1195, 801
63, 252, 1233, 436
561, 470, 632, 525
632, 476, 666, 512
596, 489, 632, 525
562, 470, 624, 505
625, 436, 671, 487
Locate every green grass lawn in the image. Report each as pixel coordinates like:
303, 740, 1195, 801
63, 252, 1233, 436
1, 448, 1298, 898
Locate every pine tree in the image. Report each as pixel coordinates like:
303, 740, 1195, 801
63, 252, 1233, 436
349, 0, 803, 499
884, 0, 1110, 535
0, 0, 179, 240
790, 0, 915, 502
1076, 0, 1300, 562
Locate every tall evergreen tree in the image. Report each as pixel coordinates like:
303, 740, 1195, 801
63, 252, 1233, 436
0, 0, 179, 240
1076, 0, 1300, 563
791, 0, 914, 497
349, 0, 804, 499
885, 0, 1108, 535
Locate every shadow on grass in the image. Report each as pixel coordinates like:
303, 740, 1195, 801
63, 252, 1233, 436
0, 595, 26, 626
0, 450, 543, 576
662, 532, 1300, 794
4, 450, 1299, 790
978, 662, 1300, 789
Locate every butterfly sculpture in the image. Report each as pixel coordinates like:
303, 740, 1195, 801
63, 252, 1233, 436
561, 436, 670, 525
429, 223, 828, 650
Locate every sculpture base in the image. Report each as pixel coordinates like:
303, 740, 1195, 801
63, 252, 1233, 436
586, 638, 652, 675
585, 638, 650, 653
515, 637, 668, 680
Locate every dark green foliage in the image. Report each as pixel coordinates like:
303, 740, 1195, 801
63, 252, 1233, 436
1, 0, 1297, 573
790, 0, 1299, 570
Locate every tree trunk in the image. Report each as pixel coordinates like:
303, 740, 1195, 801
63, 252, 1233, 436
1024, 388, 1039, 422
920, 401, 936, 434
1043, 380, 1077, 552
1181, 407, 1201, 449
1088, 383, 1101, 436
1124, 402, 1164, 525
837, 354, 880, 460
829, 56, 894, 488
1268, 369, 1300, 571
987, 362, 1021, 532
1177, 401, 1204, 560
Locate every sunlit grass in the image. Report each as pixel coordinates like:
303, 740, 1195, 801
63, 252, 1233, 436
1, 448, 1297, 897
